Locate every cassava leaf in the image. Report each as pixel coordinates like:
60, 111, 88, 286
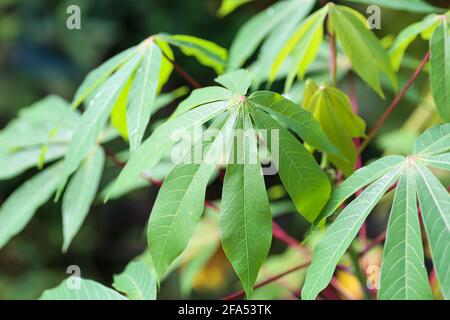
220, 110, 272, 298
148, 111, 238, 279
389, 14, 440, 70
160, 34, 227, 74
106, 101, 229, 200
344, 0, 442, 14
112, 261, 157, 300
215, 69, 252, 95
248, 90, 345, 160
40, 278, 126, 300
251, 107, 330, 222
413, 123, 450, 156
217, 0, 253, 17
58, 53, 143, 196
227, 0, 314, 70
430, 19, 450, 122
315, 155, 405, 226
423, 152, 450, 170
0, 145, 67, 180
62, 147, 105, 253
127, 42, 162, 150
379, 170, 433, 300
415, 163, 450, 299
0, 163, 61, 250
302, 168, 401, 300
304, 82, 366, 176
270, 6, 328, 91
71, 46, 138, 109
329, 4, 396, 97
173, 86, 232, 117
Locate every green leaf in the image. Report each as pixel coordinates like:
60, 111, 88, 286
110, 77, 132, 140
413, 123, 450, 156
252, 0, 315, 86
302, 168, 401, 300
389, 15, 439, 70
344, 0, 442, 14
430, 20, 450, 122
227, 0, 314, 70
305, 82, 366, 176
0, 145, 67, 180
155, 39, 174, 93
220, 110, 272, 298
248, 90, 345, 160
58, 53, 143, 195
71, 46, 138, 109
251, 107, 330, 222
161, 34, 227, 74
379, 171, 433, 300
107, 101, 229, 200
127, 42, 162, 150
270, 6, 328, 91
173, 86, 232, 117
112, 261, 157, 300
0, 163, 61, 250
215, 69, 252, 96
62, 147, 105, 253
315, 155, 405, 225
415, 163, 450, 299
329, 4, 396, 97
148, 111, 238, 279
423, 152, 450, 170
40, 278, 126, 300
217, 0, 253, 17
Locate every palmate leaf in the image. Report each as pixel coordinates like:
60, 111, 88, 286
127, 41, 162, 150
303, 81, 366, 176
217, 0, 254, 17
112, 261, 157, 300
379, 170, 433, 300
329, 4, 397, 97
220, 110, 272, 298
344, 0, 442, 14
430, 19, 450, 122
248, 90, 345, 159
147, 111, 238, 279
58, 52, 143, 195
158, 34, 227, 74
62, 146, 105, 253
252, 0, 316, 87
106, 100, 229, 200
414, 163, 450, 299
40, 278, 126, 300
40, 259, 156, 300
302, 168, 402, 300
227, 0, 315, 71
270, 6, 328, 92
314, 155, 405, 226
0, 163, 62, 250
303, 124, 450, 300
389, 14, 440, 71
251, 107, 330, 222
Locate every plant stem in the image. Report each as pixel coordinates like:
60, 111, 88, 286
223, 260, 311, 300
358, 51, 430, 153
161, 50, 202, 89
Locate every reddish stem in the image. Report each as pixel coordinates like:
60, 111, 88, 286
359, 51, 430, 153
161, 50, 202, 89
223, 261, 311, 300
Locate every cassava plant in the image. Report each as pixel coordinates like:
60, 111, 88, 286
0, 0, 449, 301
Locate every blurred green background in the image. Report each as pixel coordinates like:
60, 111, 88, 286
0, 0, 448, 299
